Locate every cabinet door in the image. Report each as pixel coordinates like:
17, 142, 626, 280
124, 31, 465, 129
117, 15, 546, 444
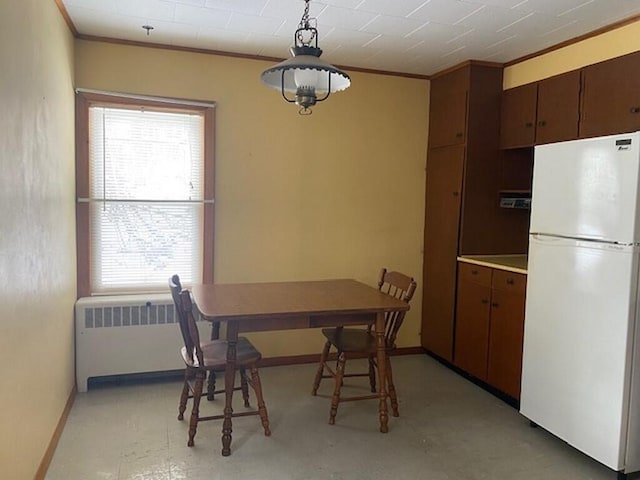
429, 68, 468, 148
487, 271, 526, 399
500, 83, 537, 149
535, 70, 581, 145
581, 52, 640, 138
422, 145, 465, 361
454, 264, 492, 380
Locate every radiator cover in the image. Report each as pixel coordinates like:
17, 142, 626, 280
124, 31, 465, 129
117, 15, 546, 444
75, 293, 205, 392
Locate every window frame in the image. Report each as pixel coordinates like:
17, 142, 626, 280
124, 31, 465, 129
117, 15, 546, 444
75, 91, 215, 297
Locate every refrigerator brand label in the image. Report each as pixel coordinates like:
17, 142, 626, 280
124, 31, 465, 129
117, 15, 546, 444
616, 138, 632, 151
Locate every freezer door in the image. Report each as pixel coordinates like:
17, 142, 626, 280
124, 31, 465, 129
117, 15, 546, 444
530, 132, 640, 243
520, 235, 638, 470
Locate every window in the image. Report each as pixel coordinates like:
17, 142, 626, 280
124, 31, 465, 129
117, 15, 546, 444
75, 91, 215, 296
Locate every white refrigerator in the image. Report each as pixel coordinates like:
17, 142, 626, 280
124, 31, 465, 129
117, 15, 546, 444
521, 131, 640, 476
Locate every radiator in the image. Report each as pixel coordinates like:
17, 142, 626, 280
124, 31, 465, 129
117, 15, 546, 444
75, 293, 208, 392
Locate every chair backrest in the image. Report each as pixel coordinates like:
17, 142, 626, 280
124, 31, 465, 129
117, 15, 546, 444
376, 268, 417, 349
169, 274, 189, 347
169, 275, 204, 367
170, 274, 221, 341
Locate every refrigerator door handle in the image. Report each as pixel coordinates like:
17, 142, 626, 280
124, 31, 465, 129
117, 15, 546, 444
530, 233, 567, 242
531, 233, 636, 247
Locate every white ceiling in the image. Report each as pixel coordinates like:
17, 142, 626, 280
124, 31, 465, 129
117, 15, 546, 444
61, 0, 640, 76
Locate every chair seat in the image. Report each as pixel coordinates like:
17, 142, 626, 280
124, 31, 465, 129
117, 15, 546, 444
181, 336, 262, 369
321, 327, 385, 353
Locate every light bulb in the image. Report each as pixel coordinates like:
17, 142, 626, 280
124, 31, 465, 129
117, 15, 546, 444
294, 68, 319, 89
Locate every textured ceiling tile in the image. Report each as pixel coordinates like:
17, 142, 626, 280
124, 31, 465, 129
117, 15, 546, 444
319, 26, 382, 47
62, 0, 640, 76
203, 0, 269, 15
316, 5, 379, 30
226, 12, 284, 35
359, 15, 427, 37
408, 0, 487, 24
356, 0, 430, 17
496, 11, 578, 36
114, 0, 176, 21
173, 3, 231, 29
455, 5, 532, 32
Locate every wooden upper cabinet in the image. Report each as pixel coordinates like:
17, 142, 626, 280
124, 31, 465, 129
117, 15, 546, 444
535, 70, 581, 145
500, 70, 581, 149
429, 68, 469, 148
500, 83, 537, 149
581, 51, 640, 138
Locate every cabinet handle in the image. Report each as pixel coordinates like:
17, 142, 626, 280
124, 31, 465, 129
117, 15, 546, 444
471, 269, 478, 275
491, 302, 499, 308
525, 122, 534, 128
537, 120, 547, 127
631, 107, 640, 114
453, 191, 460, 197
506, 278, 515, 285
455, 132, 463, 138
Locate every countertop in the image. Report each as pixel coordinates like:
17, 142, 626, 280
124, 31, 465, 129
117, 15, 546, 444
457, 254, 528, 274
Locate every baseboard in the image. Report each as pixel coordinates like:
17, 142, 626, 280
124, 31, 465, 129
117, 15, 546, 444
257, 346, 426, 368
34, 385, 76, 480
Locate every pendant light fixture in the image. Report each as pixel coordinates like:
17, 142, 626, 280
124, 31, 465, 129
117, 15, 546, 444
260, 0, 351, 115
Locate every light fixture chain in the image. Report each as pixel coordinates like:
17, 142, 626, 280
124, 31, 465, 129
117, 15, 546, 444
298, 0, 310, 29
296, 0, 316, 46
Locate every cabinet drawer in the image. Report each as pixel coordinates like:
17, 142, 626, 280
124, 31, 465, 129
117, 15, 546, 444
458, 263, 492, 286
492, 269, 526, 294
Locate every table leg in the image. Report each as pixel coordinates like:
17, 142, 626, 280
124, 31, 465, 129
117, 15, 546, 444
375, 312, 389, 433
222, 321, 238, 456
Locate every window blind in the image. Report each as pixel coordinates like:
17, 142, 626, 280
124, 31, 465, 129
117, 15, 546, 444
88, 106, 205, 293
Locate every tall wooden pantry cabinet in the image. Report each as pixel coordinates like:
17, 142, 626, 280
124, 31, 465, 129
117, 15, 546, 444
421, 62, 529, 361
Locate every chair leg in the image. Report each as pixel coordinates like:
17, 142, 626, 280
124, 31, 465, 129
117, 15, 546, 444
312, 340, 331, 395
337, 350, 345, 388
329, 352, 346, 425
178, 368, 190, 421
250, 366, 271, 436
188, 371, 205, 447
240, 367, 250, 408
385, 356, 399, 417
368, 355, 377, 393
207, 370, 216, 401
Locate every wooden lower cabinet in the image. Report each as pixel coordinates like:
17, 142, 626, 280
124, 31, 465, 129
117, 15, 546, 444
454, 264, 491, 380
454, 262, 526, 399
487, 269, 526, 399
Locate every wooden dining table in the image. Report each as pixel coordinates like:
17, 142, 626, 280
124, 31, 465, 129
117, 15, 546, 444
191, 278, 410, 456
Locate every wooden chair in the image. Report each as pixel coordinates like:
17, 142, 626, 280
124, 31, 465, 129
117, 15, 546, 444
171, 275, 230, 402
169, 275, 270, 447
311, 268, 416, 424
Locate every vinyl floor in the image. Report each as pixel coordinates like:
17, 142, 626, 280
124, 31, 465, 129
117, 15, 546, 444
46, 354, 629, 480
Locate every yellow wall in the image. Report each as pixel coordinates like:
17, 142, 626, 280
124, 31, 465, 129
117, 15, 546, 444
0, 1, 76, 478
504, 19, 640, 88
74, 40, 430, 356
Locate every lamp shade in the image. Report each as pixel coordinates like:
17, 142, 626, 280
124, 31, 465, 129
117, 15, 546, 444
260, 48, 351, 94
